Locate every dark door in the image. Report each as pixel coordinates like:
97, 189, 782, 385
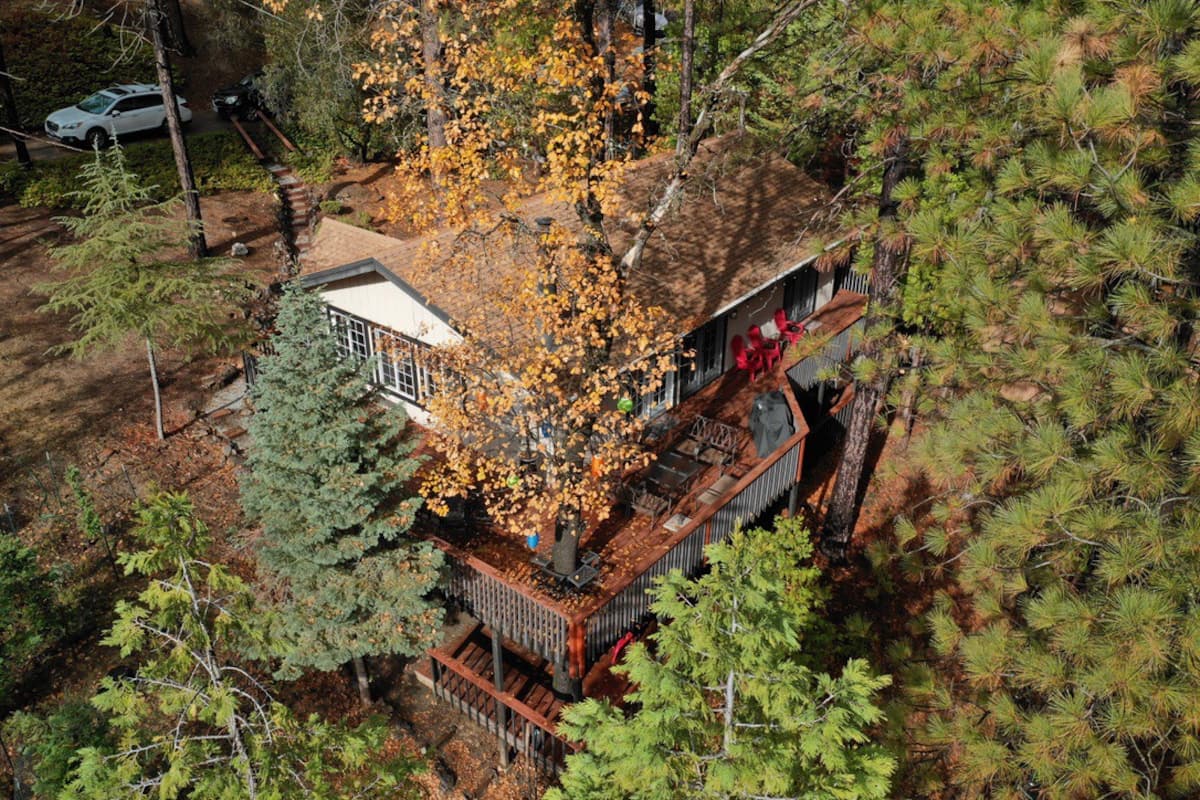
679, 314, 727, 399
783, 266, 820, 322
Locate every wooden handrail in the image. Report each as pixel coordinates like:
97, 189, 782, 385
429, 648, 567, 738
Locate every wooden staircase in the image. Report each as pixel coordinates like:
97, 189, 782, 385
420, 624, 576, 774
266, 163, 312, 258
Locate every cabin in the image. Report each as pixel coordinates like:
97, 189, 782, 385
297, 139, 868, 773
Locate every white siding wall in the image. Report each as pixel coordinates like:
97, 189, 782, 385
318, 273, 461, 347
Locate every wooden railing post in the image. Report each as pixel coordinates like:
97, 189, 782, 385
492, 626, 510, 769
568, 620, 586, 684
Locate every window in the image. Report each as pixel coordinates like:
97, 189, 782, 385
375, 329, 418, 401
632, 370, 675, 419
328, 308, 369, 360
373, 327, 435, 406
680, 315, 726, 399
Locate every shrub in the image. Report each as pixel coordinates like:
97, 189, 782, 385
283, 143, 338, 185
319, 198, 345, 215
3, 132, 272, 209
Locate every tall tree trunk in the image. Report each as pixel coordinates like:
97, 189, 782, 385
162, 0, 195, 57
352, 655, 371, 707
821, 138, 909, 557
639, 0, 658, 141
419, 0, 446, 151
146, 337, 166, 441
677, 0, 695, 145
0, 35, 31, 167
148, 0, 206, 259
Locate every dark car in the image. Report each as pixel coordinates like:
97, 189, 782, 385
211, 73, 263, 120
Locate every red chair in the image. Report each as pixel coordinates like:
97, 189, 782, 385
731, 334, 764, 381
774, 308, 805, 346
748, 325, 781, 370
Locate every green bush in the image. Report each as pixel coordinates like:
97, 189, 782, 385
2, 132, 273, 209
283, 143, 338, 185
2, 8, 156, 130
319, 198, 345, 215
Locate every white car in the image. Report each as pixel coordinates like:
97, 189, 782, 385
44, 84, 193, 149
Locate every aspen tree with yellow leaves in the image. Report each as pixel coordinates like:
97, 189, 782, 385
268, 0, 818, 575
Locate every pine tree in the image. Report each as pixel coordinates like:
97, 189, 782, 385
39, 144, 250, 440
62, 490, 420, 800
835, 1, 1200, 796
548, 517, 895, 800
241, 284, 443, 705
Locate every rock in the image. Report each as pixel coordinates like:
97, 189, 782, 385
231, 242, 250, 257
334, 182, 372, 204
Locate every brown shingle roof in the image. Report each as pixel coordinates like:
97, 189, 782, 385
302, 138, 836, 333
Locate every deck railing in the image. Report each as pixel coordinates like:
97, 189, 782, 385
579, 434, 804, 668
429, 650, 575, 774
438, 546, 570, 664
786, 318, 865, 390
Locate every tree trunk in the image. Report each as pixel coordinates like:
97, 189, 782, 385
0, 726, 24, 800
551, 507, 583, 575
419, 0, 447, 151
821, 138, 909, 557
352, 655, 371, 707
148, 0, 206, 259
677, 0, 695, 144
0, 35, 31, 167
162, 0, 195, 57
146, 337, 166, 441
640, 0, 658, 141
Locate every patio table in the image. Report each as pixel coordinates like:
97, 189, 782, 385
647, 462, 692, 498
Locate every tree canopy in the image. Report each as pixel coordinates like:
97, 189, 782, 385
62, 490, 421, 800
39, 144, 250, 439
550, 517, 895, 800
241, 284, 443, 702
837, 1, 1200, 796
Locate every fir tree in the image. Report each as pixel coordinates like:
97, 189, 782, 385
548, 517, 895, 800
241, 284, 443, 705
39, 144, 250, 440
62, 490, 420, 800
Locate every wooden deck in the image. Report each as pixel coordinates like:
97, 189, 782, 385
418, 290, 867, 679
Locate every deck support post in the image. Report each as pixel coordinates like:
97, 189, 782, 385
787, 483, 800, 517
491, 627, 510, 770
